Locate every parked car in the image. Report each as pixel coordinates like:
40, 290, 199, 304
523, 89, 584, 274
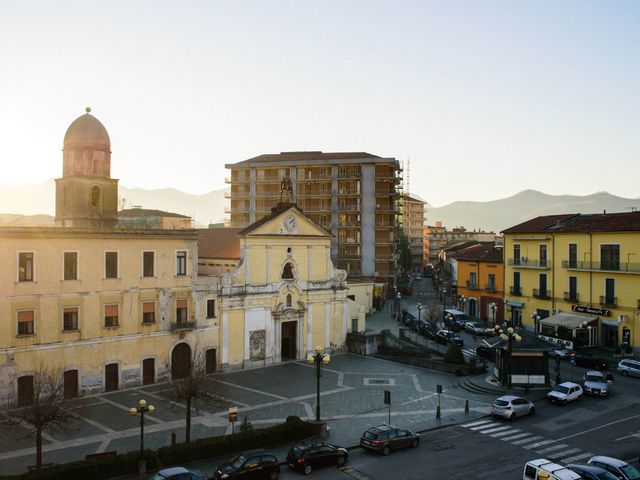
567, 464, 619, 480
551, 347, 572, 359
491, 395, 535, 420
523, 459, 582, 480
582, 370, 610, 396
443, 309, 468, 331
151, 467, 207, 480
588, 456, 640, 480
212, 453, 280, 480
287, 442, 348, 475
360, 424, 420, 456
547, 382, 583, 405
419, 322, 438, 340
617, 359, 640, 377
435, 329, 464, 347
465, 321, 486, 336
571, 350, 609, 370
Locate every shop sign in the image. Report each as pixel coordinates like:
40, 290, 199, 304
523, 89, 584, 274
571, 305, 610, 316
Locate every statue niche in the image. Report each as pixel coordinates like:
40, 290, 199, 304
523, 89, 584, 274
250, 330, 266, 361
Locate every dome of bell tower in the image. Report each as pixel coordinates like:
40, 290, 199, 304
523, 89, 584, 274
63, 107, 110, 148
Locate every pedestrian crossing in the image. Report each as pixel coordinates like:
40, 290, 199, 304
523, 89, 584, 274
460, 419, 593, 464
462, 348, 476, 359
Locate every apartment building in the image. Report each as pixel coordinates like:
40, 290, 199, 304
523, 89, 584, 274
403, 194, 426, 273
503, 212, 640, 353
225, 151, 402, 285
426, 222, 497, 264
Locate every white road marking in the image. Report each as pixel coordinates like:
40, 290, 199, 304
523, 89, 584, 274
461, 420, 492, 428
500, 432, 531, 441
511, 435, 543, 446
469, 422, 500, 430
491, 429, 521, 438
614, 431, 640, 441
523, 439, 557, 450
550, 448, 582, 459
537, 444, 569, 454
561, 452, 593, 463
477, 426, 513, 434
555, 413, 640, 442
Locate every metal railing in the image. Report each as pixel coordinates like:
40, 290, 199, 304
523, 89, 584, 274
533, 288, 550, 299
563, 292, 579, 302
562, 260, 640, 273
510, 286, 522, 296
508, 259, 551, 269
599, 296, 617, 307
465, 281, 478, 290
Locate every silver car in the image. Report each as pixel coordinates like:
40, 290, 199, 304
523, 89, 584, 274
617, 359, 640, 378
588, 456, 640, 480
582, 370, 610, 396
491, 395, 535, 420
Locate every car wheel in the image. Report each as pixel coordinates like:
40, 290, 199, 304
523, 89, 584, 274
382, 445, 391, 456
303, 464, 312, 475
563, 399, 568, 406
411, 438, 419, 448
269, 470, 279, 480
337, 455, 347, 466
529, 406, 535, 416
621, 370, 629, 376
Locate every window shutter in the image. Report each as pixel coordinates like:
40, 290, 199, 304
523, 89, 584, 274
18, 311, 34, 322
105, 304, 119, 316
64, 307, 78, 314
176, 299, 188, 309
142, 302, 155, 313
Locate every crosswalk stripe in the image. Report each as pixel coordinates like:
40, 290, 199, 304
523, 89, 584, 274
478, 426, 512, 434
511, 435, 543, 446
469, 422, 500, 431
523, 439, 557, 450
550, 448, 582, 459
537, 444, 569, 454
491, 429, 521, 438
560, 452, 593, 464
500, 432, 531, 441
461, 420, 492, 428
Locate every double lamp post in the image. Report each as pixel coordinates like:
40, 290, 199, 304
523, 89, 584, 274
129, 399, 155, 475
307, 346, 330, 422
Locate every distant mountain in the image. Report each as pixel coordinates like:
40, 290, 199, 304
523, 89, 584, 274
0, 180, 227, 227
428, 190, 640, 233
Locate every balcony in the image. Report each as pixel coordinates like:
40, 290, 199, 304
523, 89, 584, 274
170, 321, 196, 331
508, 258, 551, 269
510, 287, 522, 296
337, 171, 361, 179
599, 296, 617, 307
465, 281, 478, 290
484, 284, 497, 292
562, 260, 640, 274
533, 289, 550, 299
229, 191, 250, 198
563, 292, 579, 302
338, 204, 361, 212
255, 190, 281, 198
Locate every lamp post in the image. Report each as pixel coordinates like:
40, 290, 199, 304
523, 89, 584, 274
129, 399, 155, 474
442, 286, 447, 312
492, 325, 522, 388
489, 303, 497, 327
396, 292, 402, 324
307, 346, 330, 422
458, 294, 465, 311
530, 313, 541, 335
445, 313, 453, 331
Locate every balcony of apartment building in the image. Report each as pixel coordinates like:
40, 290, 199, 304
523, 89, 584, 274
297, 167, 332, 181
256, 169, 286, 183
563, 291, 579, 302
376, 201, 396, 212
374, 214, 396, 228
338, 260, 362, 276
300, 201, 331, 213
376, 182, 399, 196
375, 232, 395, 244
375, 165, 400, 180
227, 169, 250, 183
337, 245, 361, 260
465, 280, 479, 290
255, 187, 282, 198
484, 282, 498, 293
508, 258, 552, 269
509, 286, 522, 296
599, 296, 617, 307
307, 214, 330, 229
562, 260, 640, 274
297, 184, 332, 197
337, 167, 361, 179
338, 201, 361, 212
226, 189, 251, 199
532, 288, 551, 299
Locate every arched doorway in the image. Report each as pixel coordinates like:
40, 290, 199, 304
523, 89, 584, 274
171, 343, 192, 379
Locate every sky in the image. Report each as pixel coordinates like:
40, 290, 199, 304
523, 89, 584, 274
1, 1, 639, 207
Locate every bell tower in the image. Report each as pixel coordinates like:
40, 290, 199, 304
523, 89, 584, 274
55, 108, 119, 228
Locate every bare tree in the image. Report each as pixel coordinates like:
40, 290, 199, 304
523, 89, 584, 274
165, 344, 216, 443
0, 365, 78, 469
426, 304, 440, 328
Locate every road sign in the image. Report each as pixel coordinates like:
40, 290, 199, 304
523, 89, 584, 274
228, 406, 238, 422
384, 390, 391, 405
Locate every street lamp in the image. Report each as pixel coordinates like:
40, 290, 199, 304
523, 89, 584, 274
489, 303, 497, 327
396, 292, 402, 324
442, 286, 447, 311
530, 313, 541, 335
416, 303, 423, 324
492, 325, 522, 388
445, 313, 453, 330
307, 346, 330, 422
129, 399, 155, 473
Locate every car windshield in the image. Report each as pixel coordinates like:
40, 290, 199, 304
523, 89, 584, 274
554, 386, 569, 394
291, 446, 305, 458
620, 464, 640, 479
596, 472, 620, 480
230, 455, 247, 469
585, 375, 603, 382
363, 431, 378, 440
494, 400, 509, 407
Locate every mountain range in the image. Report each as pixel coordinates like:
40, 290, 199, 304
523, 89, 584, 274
1, 180, 638, 232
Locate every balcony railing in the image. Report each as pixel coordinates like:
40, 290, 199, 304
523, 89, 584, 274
465, 281, 478, 290
533, 289, 550, 299
229, 191, 250, 198
510, 287, 522, 296
339, 204, 361, 211
599, 296, 617, 307
508, 259, 551, 269
562, 260, 640, 273
170, 321, 196, 331
485, 284, 497, 292
563, 292, 579, 302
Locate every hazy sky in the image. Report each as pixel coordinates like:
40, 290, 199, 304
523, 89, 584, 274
1, 1, 639, 207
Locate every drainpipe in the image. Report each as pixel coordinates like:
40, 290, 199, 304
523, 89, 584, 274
552, 234, 556, 314
588, 232, 593, 305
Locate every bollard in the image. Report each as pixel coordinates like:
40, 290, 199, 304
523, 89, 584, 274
464, 400, 469, 413
436, 405, 441, 418
171, 431, 176, 447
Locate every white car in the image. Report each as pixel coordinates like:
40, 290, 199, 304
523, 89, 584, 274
582, 370, 610, 396
491, 395, 535, 420
588, 456, 640, 480
547, 381, 583, 405
465, 321, 486, 336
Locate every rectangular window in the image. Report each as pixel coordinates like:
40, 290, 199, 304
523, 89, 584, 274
18, 252, 34, 282
17, 310, 35, 336
605, 278, 615, 304
513, 244, 521, 265
569, 276, 577, 301
105, 252, 118, 279
63, 307, 79, 331
539, 273, 547, 296
513, 271, 520, 292
568, 243, 577, 268
64, 252, 78, 280
487, 274, 496, 290
176, 251, 187, 276
206, 299, 216, 319
142, 301, 155, 324
142, 251, 154, 277
176, 299, 188, 324
539, 244, 548, 267
104, 304, 119, 327
601, 245, 620, 270
469, 272, 477, 288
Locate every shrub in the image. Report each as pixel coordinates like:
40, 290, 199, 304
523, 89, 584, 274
443, 343, 465, 365
240, 415, 253, 432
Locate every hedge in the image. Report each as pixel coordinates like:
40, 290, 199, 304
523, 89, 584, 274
4, 416, 316, 480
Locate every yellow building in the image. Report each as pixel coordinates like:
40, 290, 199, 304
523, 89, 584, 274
217, 203, 352, 369
0, 109, 217, 401
503, 213, 640, 352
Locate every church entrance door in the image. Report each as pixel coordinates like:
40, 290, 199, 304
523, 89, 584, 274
281, 321, 297, 361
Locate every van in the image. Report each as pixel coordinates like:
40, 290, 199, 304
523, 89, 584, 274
523, 459, 582, 480
443, 308, 468, 331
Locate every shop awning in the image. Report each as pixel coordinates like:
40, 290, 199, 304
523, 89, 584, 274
540, 311, 597, 330
506, 301, 524, 308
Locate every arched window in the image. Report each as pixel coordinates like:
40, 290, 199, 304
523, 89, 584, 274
90, 185, 101, 208
281, 262, 294, 280
286, 294, 292, 308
